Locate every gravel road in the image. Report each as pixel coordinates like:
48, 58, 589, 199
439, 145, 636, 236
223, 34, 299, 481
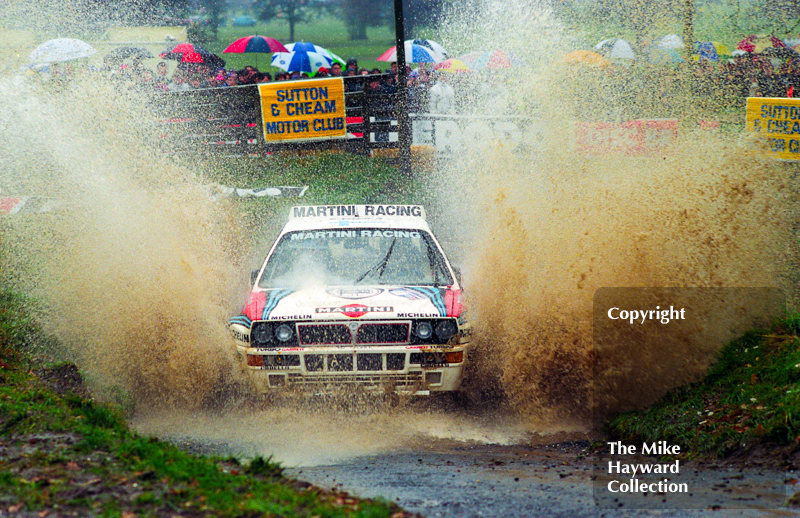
283, 441, 800, 518
134, 403, 800, 518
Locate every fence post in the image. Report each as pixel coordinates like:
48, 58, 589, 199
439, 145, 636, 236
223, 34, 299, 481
393, 0, 412, 179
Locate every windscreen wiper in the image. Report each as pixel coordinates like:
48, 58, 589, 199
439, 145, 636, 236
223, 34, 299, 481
355, 238, 396, 283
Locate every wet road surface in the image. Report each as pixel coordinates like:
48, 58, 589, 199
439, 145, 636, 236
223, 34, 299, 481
283, 441, 800, 518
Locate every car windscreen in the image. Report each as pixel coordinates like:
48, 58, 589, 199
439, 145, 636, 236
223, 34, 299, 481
257, 228, 454, 289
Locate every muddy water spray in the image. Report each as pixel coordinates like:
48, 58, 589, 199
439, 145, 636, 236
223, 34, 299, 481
0, 73, 248, 409
436, 2, 798, 424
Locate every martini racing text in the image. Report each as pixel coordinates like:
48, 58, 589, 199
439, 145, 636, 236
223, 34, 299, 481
290, 229, 421, 240
291, 205, 425, 218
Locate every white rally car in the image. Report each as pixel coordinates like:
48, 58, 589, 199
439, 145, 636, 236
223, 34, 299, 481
229, 204, 470, 395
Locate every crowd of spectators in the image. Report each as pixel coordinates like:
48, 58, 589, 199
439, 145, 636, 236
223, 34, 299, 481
90, 52, 461, 113
95, 55, 416, 94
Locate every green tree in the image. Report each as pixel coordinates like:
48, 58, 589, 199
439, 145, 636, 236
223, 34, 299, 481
753, 0, 800, 35
339, 0, 390, 40
257, 0, 325, 41
589, 0, 683, 47
399, 0, 444, 38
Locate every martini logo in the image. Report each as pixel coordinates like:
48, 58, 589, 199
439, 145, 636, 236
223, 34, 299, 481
316, 304, 393, 318
326, 288, 383, 300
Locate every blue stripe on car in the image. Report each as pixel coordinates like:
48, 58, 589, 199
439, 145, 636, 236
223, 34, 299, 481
409, 287, 446, 316
229, 315, 252, 327
262, 289, 294, 319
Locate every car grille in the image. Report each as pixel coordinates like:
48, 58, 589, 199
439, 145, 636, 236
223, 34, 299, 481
305, 352, 407, 372
287, 372, 423, 388
295, 322, 410, 346
298, 324, 351, 345
356, 323, 409, 344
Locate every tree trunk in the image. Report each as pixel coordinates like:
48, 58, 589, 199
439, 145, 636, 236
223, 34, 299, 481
683, 0, 694, 60
349, 19, 368, 40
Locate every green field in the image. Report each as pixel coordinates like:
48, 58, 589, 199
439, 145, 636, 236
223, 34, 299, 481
206, 15, 401, 74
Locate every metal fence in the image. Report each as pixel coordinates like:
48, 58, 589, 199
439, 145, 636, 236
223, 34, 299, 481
153, 74, 400, 156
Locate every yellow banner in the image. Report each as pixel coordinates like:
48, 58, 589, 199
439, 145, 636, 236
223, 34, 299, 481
259, 78, 346, 142
746, 97, 800, 160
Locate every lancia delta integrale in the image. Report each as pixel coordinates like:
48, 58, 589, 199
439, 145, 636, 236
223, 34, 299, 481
229, 204, 470, 395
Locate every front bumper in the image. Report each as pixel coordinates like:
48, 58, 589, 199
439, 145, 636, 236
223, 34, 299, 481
235, 344, 466, 395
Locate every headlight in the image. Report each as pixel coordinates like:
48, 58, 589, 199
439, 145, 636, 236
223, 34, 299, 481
435, 320, 458, 342
275, 323, 294, 342
252, 323, 272, 344
414, 321, 433, 339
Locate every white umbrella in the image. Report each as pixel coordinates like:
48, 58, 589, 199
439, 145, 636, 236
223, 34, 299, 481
378, 42, 444, 63
657, 34, 684, 49
407, 39, 448, 58
285, 42, 345, 67
595, 39, 635, 60
29, 38, 96, 68
271, 50, 333, 74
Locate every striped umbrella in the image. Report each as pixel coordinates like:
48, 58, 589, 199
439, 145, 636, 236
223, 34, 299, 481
430, 58, 471, 73
693, 41, 731, 62
736, 35, 786, 53
594, 39, 635, 61
224, 35, 287, 53
407, 39, 448, 58
562, 50, 610, 68
285, 42, 345, 67
223, 35, 287, 68
271, 50, 333, 74
378, 42, 444, 63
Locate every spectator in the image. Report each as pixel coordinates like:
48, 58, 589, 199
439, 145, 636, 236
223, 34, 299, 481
330, 63, 343, 77
207, 67, 226, 87
154, 61, 170, 91
428, 72, 455, 113
317, 67, 330, 77
345, 66, 361, 91
187, 74, 204, 89
167, 71, 191, 91
345, 57, 358, 74
222, 71, 238, 87
238, 65, 259, 84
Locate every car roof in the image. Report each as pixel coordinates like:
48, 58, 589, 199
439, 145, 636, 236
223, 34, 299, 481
281, 204, 431, 233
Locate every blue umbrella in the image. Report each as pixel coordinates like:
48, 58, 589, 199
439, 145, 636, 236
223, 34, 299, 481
378, 42, 444, 63
271, 50, 332, 73
407, 39, 448, 58
694, 42, 720, 62
284, 42, 345, 66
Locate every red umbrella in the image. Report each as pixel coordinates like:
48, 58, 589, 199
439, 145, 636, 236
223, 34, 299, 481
223, 35, 287, 54
736, 35, 786, 53
223, 35, 288, 69
160, 43, 225, 68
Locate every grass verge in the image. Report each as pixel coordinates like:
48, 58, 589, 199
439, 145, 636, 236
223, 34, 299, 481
0, 289, 412, 517
605, 315, 800, 460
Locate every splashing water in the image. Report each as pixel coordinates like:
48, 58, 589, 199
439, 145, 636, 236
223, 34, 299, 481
0, 0, 797, 465
0, 69, 248, 409
434, 1, 799, 425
